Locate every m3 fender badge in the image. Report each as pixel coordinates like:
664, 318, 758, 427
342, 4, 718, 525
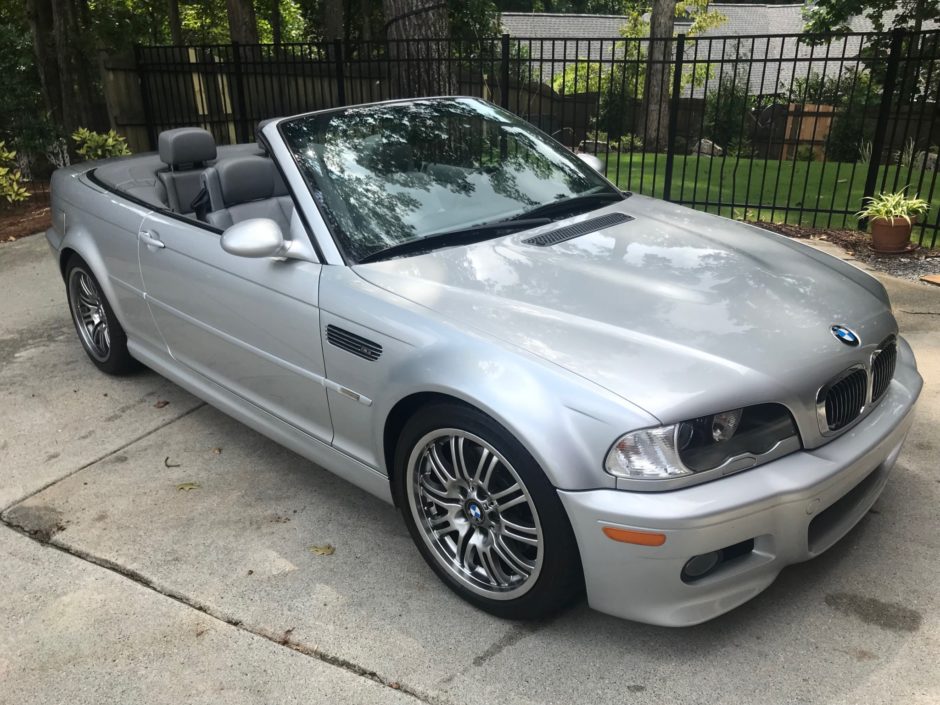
831, 324, 860, 347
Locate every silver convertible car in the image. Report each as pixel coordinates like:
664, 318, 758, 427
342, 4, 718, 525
47, 97, 922, 626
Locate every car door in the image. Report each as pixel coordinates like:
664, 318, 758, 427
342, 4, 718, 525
137, 212, 332, 443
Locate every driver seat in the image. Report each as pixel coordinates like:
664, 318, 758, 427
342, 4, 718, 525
202, 156, 293, 234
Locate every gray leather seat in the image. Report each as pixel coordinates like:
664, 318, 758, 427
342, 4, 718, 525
202, 156, 293, 233
156, 128, 217, 215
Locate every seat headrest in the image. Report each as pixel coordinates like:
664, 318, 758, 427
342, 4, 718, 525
158, 127, 217, 167
215, 156, 277, 206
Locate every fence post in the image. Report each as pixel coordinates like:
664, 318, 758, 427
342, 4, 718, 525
134, 44, 157, 150
500, 33, 511, 109
861, 29, 905, 227
230, 42, 251, 143
663, 33, 685, 203
334, 39, 347, 107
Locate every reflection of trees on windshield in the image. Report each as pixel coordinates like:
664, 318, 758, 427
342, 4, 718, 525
280, 98, 610, 261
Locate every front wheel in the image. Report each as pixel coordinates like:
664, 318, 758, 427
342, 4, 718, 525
394, 402, 583, 620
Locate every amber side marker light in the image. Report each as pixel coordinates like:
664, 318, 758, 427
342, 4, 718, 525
602, 527, 667, 546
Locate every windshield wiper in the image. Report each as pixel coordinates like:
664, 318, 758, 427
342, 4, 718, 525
356, 218, 552, 264
512, 190, 626, 222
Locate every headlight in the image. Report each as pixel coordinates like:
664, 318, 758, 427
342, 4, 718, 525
605, 404, 799, 482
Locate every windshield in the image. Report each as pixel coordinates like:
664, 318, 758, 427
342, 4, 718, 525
279, 98, 616, 262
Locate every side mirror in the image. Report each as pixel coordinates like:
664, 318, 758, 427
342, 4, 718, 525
220, 218, 286, 258
577, 153, 605, 174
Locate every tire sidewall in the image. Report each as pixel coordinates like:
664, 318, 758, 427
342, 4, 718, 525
394, 402, 582, 620
65, 256, 137, 375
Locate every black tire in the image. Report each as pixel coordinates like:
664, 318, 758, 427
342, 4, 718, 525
393, 401, 583, 620
64, 255, 140, 375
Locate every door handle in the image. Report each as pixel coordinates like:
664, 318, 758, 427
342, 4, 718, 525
140, 230, 165, 249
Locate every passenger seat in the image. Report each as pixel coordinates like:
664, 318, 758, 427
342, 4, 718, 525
156, 127, 217, 215
201, 156, 293, 234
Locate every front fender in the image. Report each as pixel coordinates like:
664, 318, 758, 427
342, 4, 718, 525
321, 265, 657, 492
373, 336, 656, 491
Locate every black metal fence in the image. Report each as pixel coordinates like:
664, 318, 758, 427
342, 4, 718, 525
133, 30, 940, 246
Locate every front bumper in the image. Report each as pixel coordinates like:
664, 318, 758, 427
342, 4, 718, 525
559, 338, 923, 626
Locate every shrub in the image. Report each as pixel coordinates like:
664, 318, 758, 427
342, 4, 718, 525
795, 144, 816, 162
0, 141, 30, 205
71, 128, 131, 161
552, 60, 643, 139
703, 65, 754, 150
592, 131, 644, 152
787, 69, 879, 163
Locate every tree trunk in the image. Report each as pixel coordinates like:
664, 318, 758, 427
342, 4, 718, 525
322, 0, 344, 40
28, 0, 105, 138
360, 0, 372, 41
168, 0, 184, 44
63, 0, 98, 128
643, 0, 676, 152
382, 0, 452, 96
271, 0, 282, 44
226, 0, 259, 44
26, 0, 64, 130
50, 0, 82, 133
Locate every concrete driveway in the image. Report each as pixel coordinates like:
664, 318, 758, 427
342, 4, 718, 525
2, 232, 938, 705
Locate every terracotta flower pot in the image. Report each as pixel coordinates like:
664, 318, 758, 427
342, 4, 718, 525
870, 216, 914, 253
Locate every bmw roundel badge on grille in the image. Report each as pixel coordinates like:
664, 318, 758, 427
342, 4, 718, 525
831, 324, 860, 346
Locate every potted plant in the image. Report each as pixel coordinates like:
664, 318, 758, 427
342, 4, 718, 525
857, 189, 929, 253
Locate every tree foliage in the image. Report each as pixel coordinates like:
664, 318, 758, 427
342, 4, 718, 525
802, 0, 940, 34
551, 0, 725, 146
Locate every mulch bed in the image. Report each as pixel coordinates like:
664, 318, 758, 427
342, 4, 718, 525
756, 221, 940, 282
0, 186, 51, 243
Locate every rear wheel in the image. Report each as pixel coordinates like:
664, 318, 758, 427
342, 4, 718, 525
65, 256, 139, 375
394, 402, 582, 620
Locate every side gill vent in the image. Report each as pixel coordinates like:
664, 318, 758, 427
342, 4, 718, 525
522, 212, 634, 247
326, 325, 382, 361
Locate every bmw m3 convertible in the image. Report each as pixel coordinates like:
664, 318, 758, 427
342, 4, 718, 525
46, 97, 922, 626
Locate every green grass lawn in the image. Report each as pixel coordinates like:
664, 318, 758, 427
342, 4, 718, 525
604, 154, 940, 247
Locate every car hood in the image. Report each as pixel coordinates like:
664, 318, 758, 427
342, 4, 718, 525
354, 196, 896, 424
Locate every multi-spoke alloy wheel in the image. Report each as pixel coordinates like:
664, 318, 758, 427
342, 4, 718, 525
68, 267, 111, 362
407, 429, 544, 600
64, 257, 139, 375
396, 403, 583, 618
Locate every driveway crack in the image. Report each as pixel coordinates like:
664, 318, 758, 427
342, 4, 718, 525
0, 402, 206, 514
0, 520, 448, 705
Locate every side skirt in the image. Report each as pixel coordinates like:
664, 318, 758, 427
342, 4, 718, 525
128, 339, 394, 505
